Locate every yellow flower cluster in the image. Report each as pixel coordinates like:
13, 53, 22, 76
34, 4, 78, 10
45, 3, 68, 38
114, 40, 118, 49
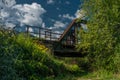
33, 40, 48, 53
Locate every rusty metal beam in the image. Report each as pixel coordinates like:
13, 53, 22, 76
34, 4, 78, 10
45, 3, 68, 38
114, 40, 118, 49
58, 19, 77, 41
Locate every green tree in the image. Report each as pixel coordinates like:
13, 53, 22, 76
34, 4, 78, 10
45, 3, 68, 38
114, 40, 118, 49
77, 0, 120, 72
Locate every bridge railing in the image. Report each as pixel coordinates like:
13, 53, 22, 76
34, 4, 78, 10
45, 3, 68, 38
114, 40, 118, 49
14, 25, 62, 41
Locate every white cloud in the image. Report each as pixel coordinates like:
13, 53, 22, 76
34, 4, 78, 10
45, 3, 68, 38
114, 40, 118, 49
0, 0, 46, 28
75, 9, 85, 19
0, 0, 18, 28
54, 21, 67, 28
62, 14, 75, 20
41, 22, 45, 28
13, 3, 46, 26
59, 9, 85, 20
28, 27, 33, 32
5, 22, 16, 29
81, 23, 87, 31
48, 20, 68, 39
0, 0, 16, 8
49, 21, 68, 32
59, 14, 75, 20
47, 0, 54, 4
0, 9, 10, 18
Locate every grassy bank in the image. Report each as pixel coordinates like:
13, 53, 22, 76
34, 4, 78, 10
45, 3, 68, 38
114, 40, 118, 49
0, 30, 81, 80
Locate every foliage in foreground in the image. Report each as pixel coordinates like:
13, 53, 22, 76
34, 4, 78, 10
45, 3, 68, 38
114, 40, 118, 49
0, 30, 80, 80
77, 0, 120, 72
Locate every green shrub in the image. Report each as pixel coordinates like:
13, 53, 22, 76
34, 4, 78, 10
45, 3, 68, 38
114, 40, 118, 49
114, 44, 120, 72
0, 32, 79, 79
0, 30, 20, 79
77, 0, 120, 72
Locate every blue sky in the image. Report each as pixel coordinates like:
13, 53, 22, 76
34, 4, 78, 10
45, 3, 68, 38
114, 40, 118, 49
0, 0, 82, 31
16, 0, 81, 28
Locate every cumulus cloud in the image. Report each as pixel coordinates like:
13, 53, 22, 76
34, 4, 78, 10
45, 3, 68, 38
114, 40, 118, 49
0, 0, 46, 28
0, 0, 17, 28
47, 0, 54, 4
0, 9, 9, 18
13, 3, 46, 26
0, 0, 16, 8
5, 22, 16, 29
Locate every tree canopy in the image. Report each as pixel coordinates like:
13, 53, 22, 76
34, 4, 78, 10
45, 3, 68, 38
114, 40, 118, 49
77, 0, 120, 72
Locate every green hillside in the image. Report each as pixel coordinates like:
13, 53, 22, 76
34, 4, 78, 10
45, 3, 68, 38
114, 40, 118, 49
0, 29, 81, 80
